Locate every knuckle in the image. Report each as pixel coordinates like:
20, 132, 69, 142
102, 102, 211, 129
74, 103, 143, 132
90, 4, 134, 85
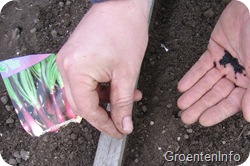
112, 95, 133, 111
57, 52, 79, 74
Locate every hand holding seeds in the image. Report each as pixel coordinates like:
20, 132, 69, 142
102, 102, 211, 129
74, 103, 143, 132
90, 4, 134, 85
178, 1, 250, 126
56, 1, 150, 138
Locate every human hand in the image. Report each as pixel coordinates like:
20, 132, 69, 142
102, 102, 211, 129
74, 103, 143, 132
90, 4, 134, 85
177, 0, 250, 126
56, 0, 151, 138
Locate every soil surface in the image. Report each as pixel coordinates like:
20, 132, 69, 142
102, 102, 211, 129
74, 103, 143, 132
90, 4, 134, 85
0, 0, 250, 166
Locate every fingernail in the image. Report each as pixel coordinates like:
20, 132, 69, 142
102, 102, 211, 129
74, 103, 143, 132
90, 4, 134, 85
122, 116, 133, 134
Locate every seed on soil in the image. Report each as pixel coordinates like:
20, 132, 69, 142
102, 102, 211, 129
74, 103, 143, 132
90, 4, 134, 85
222, 141, 226, 145
150, 121, 154, 126
177, 137, 181, 141
1, 95, 8, 104
158, 147, 162, 150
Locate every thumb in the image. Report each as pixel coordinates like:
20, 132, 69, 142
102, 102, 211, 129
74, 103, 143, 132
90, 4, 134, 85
242, 84, 250, 122
110, 72, 138, 135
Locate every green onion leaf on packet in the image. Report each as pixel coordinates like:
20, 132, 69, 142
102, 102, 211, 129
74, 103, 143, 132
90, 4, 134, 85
0, 54, 82, 137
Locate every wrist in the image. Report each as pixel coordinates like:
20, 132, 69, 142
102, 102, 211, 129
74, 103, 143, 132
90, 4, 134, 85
90, 0, 154, 21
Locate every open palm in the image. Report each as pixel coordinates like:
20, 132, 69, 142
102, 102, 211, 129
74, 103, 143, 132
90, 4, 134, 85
177, 1, 250, 126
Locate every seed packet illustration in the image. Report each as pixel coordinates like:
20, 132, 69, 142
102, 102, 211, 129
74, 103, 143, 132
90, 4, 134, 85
0, 53, 82, 137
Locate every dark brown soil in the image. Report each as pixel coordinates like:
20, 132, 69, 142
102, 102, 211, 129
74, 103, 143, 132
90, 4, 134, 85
0, 0, 250, 166
0, 1, 100, 165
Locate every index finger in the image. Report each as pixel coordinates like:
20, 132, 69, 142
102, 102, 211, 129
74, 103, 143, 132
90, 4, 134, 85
178, 50, 214, 92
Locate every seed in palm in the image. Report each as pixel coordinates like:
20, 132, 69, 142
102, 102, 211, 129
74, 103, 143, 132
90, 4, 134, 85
219, 50, 246, 79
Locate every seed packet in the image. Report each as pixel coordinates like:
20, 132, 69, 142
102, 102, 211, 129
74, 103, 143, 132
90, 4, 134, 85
0, 53, 82, 137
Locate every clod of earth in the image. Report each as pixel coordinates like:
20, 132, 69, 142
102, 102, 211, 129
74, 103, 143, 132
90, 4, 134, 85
219, 50, 245, 77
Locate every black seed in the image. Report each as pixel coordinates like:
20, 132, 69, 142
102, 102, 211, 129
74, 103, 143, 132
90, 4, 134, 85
222, 75, 226, 78
219, 50, 245, 76
213, 61, 216, 68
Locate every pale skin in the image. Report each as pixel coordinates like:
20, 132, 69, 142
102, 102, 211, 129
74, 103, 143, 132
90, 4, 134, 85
57, 0, 250, 139
57, 0, 153, 138
178, 0, 250, 126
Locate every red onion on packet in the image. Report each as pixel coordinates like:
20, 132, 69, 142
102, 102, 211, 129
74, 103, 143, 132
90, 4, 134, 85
0, 53, 82, 137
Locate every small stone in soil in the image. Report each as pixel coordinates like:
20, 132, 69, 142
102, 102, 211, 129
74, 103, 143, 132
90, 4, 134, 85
184, 134, 189, 139
9, 158, 17, 165
203, 9, 214, 18
142, 105, 147, 112
20, 149, 30, 161
0, 95, 8, 104
187, 129, 193, 133
5, 105, 13, 112
12, 27, 21, 40
13, 151, 21, 159
150, 121, 154, 126
66, 1, 71, 5
34, 19, 39, 24
6, 117, 14, 124
177, 111, 182, 117
184, 124, 191, 129
59, 2, 64, 7
78, 137, 84, 144
30, 28, 37, 34
167, 103, 172, 108
42, 135, 49, 142
51, 30, 58, 38
70, 133, 78, 140
135, 158, 139, 163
